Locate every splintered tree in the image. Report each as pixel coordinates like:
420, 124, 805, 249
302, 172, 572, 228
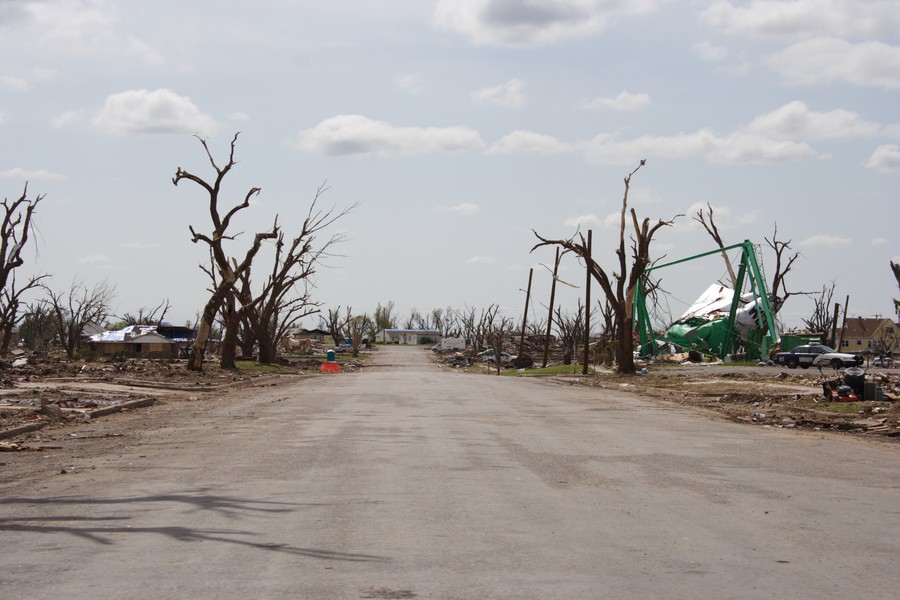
238, 185, 354, 364
533, 161, 680, 374
342, 308, 371, 358
42, 279, 116, 359
173, 133, 278, 371
802, 281, 837, 334
114, 300, 171, 328
891, 261, 899, 316
0, 185, 47, 354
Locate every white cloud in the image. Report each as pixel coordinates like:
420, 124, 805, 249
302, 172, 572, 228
52, 109, 88, 129
229, 112, 251, 122
744, 101, 880, 141
767, 38, 900, 90
563, 214, 603, 228
629, 188, 663, 206
295, 114, 485, 157
0, 75, 30, 92
678, 202, 760, 233
0, 167, 65, 181
865, 144, 900, 173
582, 129, 818, 166
467, 256, 497, 264
434, 0, 660, 47
0, 0, 163, 66
395, 74, 424, 95
435, 203, 481, 215
699, 0, 900, 39
90, 89, 217, 136
799, 234, 852, 247
472, 79, 526, 109
872, 238, 888, 246
581, 90, 651, 111
693, 41, 729, 63
488, 130, 572, 155
78, 253, 111, 264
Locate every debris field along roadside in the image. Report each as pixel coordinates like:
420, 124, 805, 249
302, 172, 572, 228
432, 350, 900, 442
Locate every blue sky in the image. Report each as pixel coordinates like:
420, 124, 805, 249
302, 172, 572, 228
1, 0, 898, 331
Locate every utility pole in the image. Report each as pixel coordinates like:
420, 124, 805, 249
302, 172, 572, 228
582, 230, 592, 375
518, 268, 533, 361
838, 295, 850, 349
829, 302, 840, 348
542, 248, 560, 368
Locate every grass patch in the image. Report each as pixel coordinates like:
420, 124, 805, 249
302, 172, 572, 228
235, 360, 284, 373
823, 402, 862, 413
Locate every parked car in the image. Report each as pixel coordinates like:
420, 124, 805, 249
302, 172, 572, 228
773, 344, 863, 369
478, 349, 517, 366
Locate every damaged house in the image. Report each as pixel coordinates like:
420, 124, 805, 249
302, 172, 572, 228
88, 324, 196, 358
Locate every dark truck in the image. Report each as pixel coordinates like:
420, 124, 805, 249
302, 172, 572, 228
774, 344, 862, 369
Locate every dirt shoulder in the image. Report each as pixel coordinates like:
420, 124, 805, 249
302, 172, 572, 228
437, 351, 900, 443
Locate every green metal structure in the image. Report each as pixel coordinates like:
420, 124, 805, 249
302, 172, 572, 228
633, 240, 780, 361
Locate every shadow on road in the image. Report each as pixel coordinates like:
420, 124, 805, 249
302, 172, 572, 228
0, 489, 391, 563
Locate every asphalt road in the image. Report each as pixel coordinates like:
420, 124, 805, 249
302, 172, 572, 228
2, 346, 899, 599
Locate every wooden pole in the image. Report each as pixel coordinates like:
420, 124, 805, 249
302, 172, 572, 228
829, 302, 840, 348
583, 230, 592, 375
542, 248, 560, 368
518, 268, 533, 360
838, 295, 850, 349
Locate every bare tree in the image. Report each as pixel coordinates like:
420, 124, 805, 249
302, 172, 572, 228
459, 305, 478, 349
555, 300, 585, 365
765, 224, 803, 304
1, 185, 46, 353
238, 185, 353, 364
1, 185, 42, 293
18, 303, 56, 351
474, 304, 500, 353
693, 203, 737, 287
533, 161, 680, 374
172, 133, 278, 371
442, 307, 463, 338
891, 261, 900, 316
342, 308, 371, 358
115, 299, 171, 328
801, 281, 837, 333
42, 279, 116, 359
486, 312, 512, 375
0, 273, 48, 354
373, 301, 397, 335
405, 308, 431, 330
324, 307, 345, 346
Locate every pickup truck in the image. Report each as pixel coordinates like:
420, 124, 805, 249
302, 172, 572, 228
773, 344, 862, 369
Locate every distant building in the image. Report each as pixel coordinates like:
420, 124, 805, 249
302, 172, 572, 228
376, 328, 442, 345
88, 323, 197, 358
839, 317, 897, 354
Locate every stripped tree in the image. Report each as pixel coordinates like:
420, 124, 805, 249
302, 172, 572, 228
42, 279, 116, 359
0, 185, 48, 354
173, 133, 278, 371
533, 161, 680, 374
238, 185, 354, 364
